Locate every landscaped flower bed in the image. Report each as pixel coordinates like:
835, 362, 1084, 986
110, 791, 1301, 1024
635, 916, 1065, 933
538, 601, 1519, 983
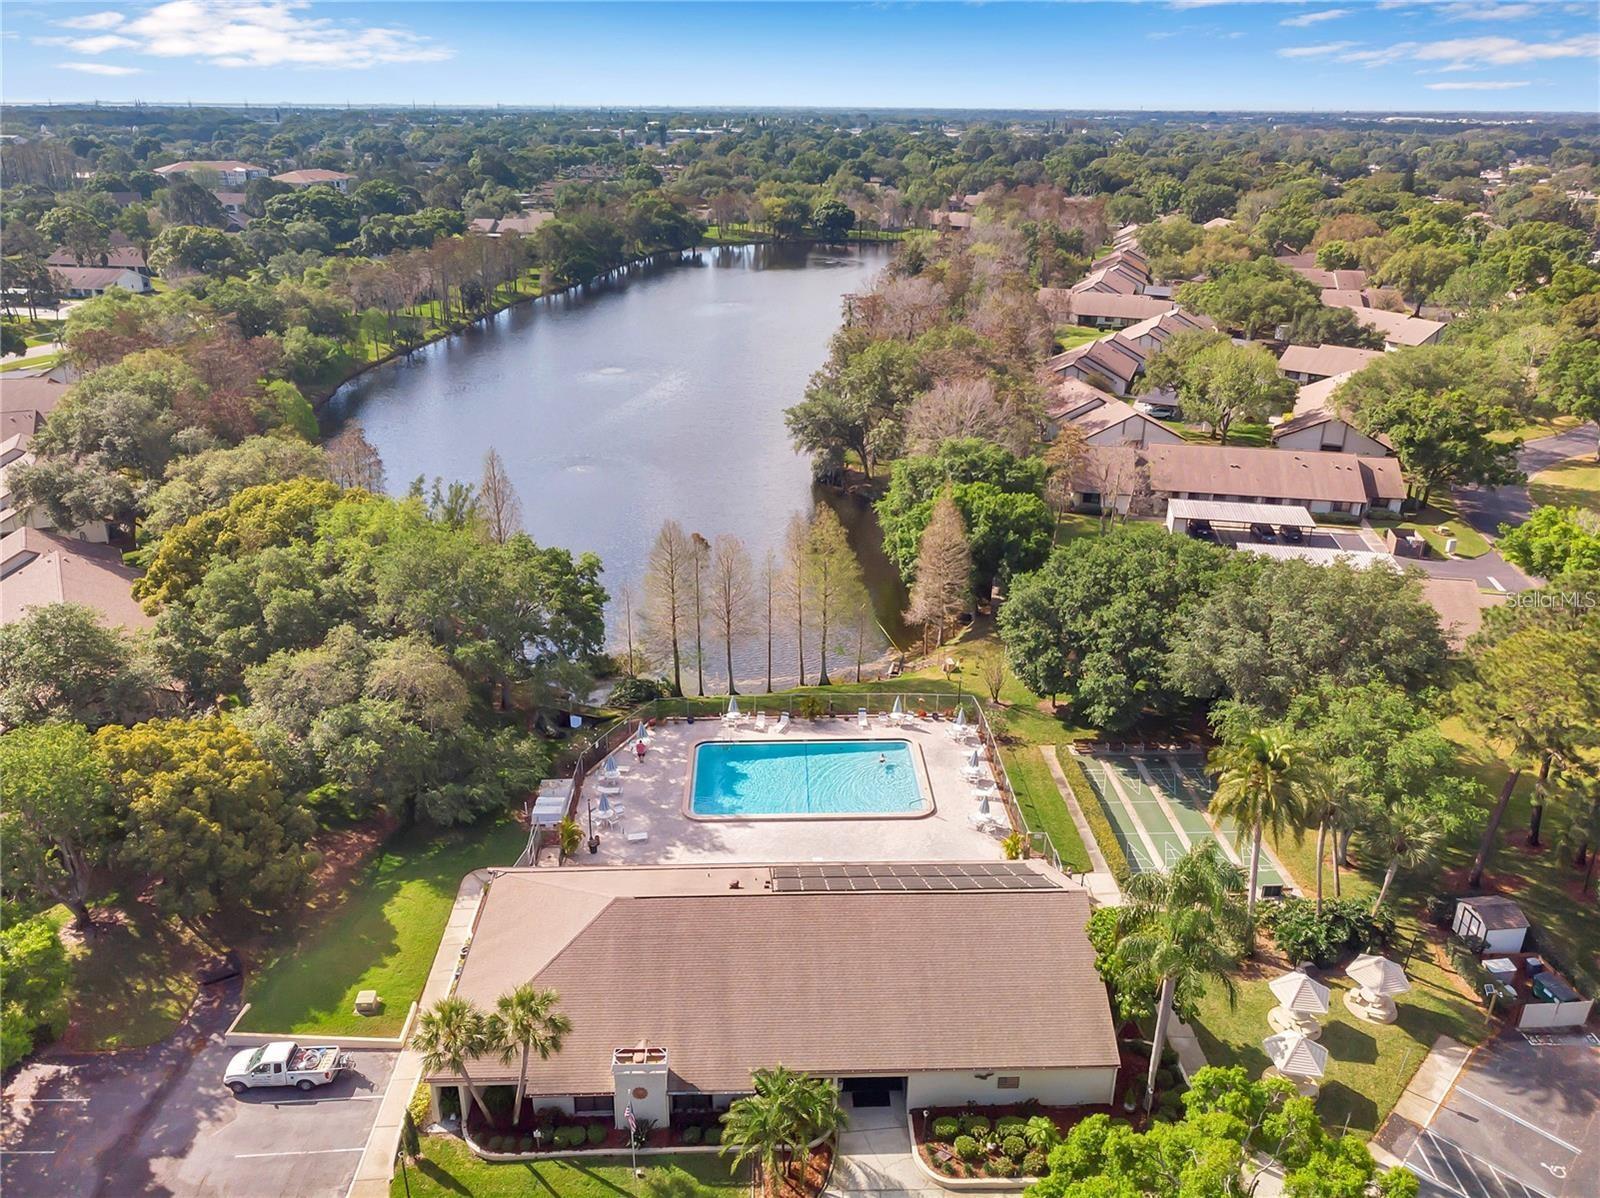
913, 1106, 1092, 1181
465, 1102, 725, 1155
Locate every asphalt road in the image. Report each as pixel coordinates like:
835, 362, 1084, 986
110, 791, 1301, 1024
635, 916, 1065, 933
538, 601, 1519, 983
2, 979, 396, 1198
1452, 424, 1599, 540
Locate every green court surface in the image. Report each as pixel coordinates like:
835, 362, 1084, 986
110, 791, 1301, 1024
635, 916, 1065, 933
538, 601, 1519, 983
1082, 755, 1284, 889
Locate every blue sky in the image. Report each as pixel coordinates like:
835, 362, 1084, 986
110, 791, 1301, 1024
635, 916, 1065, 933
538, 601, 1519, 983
4, 1, 1597, 112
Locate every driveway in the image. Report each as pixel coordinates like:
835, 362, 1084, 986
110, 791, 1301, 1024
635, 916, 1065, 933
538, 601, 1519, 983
1452, 424, 1599, 539
827, 1093, 942, 1198
1, 979, 396, 1198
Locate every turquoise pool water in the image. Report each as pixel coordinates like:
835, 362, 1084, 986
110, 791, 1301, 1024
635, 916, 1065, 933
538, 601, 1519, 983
690, 739, 926, 817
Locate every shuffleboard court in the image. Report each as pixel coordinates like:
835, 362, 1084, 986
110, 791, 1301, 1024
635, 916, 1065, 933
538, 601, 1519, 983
1145, 759, 1285, 889
1080, 757, 1188, 873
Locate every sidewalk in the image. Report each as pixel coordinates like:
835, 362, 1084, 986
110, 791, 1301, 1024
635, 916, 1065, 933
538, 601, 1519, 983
1369, 1035, 1473, 1169
1041, 745, 1121, 905
345, 869, 492, 1198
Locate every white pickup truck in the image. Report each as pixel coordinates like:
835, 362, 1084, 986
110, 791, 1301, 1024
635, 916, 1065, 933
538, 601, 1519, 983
224, 1041, 352, 1094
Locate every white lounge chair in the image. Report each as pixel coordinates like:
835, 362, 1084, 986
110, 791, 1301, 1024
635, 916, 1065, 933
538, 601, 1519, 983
596, 808, 621, 830
753, 711, 768, 733
857, 708, 869, 729
962, 765, 985, 785
624, 827, 649, 843
775, 713, 791, 734
968, 811, 1001, 833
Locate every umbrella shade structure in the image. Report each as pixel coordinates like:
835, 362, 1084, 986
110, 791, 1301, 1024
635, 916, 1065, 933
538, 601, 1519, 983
952, 707, 967, 729
966, 747, 981, 769
1344, 954, 1409, 1025
726, 696, 740, 716
1268, 971, 1331, 1038
1262, 1030, 1329, 1090
602, 755, 621, 778
892, 695, 904, 715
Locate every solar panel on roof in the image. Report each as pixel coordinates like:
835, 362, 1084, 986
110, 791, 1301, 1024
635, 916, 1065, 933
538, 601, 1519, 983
769, 862, 1063, 892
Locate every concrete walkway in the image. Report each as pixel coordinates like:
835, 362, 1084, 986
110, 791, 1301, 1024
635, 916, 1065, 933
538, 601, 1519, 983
1040, 745, 1122, 905
1369, 1035, 1473, 1170
345, 869, 492, 1198
826, 1095, 942, 1198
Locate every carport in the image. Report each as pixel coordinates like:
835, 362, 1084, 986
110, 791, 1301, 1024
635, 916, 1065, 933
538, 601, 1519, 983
1164, 499, 1316, 536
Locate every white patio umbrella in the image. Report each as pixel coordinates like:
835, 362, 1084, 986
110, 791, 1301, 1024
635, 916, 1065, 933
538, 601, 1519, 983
726, 696, 740, 716
1344, 954, 1410, 1024
977, 792, 991, 815
952, 707, 967, 730
1262, 1030, 1328, 1096
1268, 971, 1331, 1038
892, 695, 904, 716
966, 747, 981, 769
602, 755, 621, 779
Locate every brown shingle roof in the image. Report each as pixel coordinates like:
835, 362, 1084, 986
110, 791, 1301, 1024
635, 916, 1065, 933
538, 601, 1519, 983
1, 376, 70, 445
1335, 304, 1445, 347
1278, 343, 1384, 379
0, 530, 152, 630
1073, 442, 1406, 506
1069, 293, 1173, 322
47, 246, 146, 270
154, 159, 265, 175
272, 169, 353, 185
440, 867, 1118, 1094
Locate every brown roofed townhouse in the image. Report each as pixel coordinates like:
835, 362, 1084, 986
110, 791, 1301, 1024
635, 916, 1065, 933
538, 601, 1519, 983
420, 863, 1121, 1136
1066, 442, 1406, 518
1277, 343, 1384, 384
154, 160, 269, 188
49, 264, 151, 299
272, 169, 354, 193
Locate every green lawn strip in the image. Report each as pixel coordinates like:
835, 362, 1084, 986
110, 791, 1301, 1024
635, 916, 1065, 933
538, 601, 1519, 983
1001, 745, 1092, 872
395, 1138, 750, 1198
1159, 422, 1270, 449
1490, 414, 1582, 444
1188, 927, 1486, 1140
1052, 752, 1130, 878
1370, 496, 1491, 558
1053, 324, 1107, 352
1054, 512, 1103, 543
239, 819, 528, 1037
45, 902, 204, 1051
1, 352, 62, 373
1529, 458, 1600, 513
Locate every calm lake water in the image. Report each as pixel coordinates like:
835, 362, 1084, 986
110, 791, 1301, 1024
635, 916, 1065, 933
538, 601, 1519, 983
326, 242, 899, 689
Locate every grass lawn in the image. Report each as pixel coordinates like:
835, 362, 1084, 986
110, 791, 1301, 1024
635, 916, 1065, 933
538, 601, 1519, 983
395, 1138, 750, 1198
1490, 414, 1582, 444
1053, 324, 1107, 352
1189, 930, 1487, 1140
1162, 422, 1272, 449
1529, 457, 1600, 513
1002, 744, 1092, 872
47, 903, 204, 1051
1054, 512, 1104, 543
0, 351, 63, 373
1388, 497, 1492, 559
239, 819, 529, 1037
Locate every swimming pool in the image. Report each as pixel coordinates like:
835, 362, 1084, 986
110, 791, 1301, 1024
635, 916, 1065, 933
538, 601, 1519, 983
689, 739, 928, 818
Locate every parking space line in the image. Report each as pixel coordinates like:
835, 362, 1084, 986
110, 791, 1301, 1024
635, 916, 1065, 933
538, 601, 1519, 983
1426, 1132, 1473, 1197
0, 1150, 58, 1155
1404, 1144, 1459, 1194
267, 1094, 383, 1106
1452, 1088, 1585, 1156
234, 1147, 365, 1159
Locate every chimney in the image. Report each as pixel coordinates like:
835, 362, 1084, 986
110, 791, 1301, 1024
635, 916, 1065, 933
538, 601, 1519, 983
612, 1042, 671, 1131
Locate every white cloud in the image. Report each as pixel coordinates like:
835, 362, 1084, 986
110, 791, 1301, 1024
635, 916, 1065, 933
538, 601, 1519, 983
1278, 40, 1360, 57
1281, 8, 1349, 26
1425, 78, 1532, 88
1439, 2, 1538, 19
48, 0, 452, 70
1410, 34, 1599, 65
60, 61, 143, 75
58, 11, 125, 31
42, 33, 139, 54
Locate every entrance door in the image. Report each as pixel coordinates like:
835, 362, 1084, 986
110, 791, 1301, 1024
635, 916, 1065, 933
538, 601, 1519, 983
840, 1076, 905, 1108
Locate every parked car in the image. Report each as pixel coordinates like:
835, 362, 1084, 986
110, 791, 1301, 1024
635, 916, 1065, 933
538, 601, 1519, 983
1279, 524, 1305, 543
224, 1042, 351, 1094
1250, 522, 1277, 541
1186, 519, 1215, 541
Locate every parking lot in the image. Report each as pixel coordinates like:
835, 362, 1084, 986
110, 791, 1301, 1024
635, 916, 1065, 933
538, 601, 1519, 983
2, 982, 397, 1198
1400, 1032, 1599, 1198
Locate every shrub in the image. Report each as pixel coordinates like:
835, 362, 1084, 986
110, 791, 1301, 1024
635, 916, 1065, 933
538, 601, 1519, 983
938, 1158, 955, 1175
1263, 897, 1397, 966
680, 1124, 703, 1145
993, 1158, 1019, 1178
959, 1115, 991, 1136
1002, 1135, 1027, 1161
1155, 1067, 1176, 1092
702, 1126, 721, 1146
953, 1135, 981, 1162
610, 675, 673, 707
483, 1086, 516, 1126
995, 1116, 1026, 1136
520, 1135, 534, 1152
1156, 1090, 1185, 1121
551, 1126, 578, 1149
1022, 1150, 1049, 1177
406, 1084, 432, 1129
1023, 1115, 1060, 1150
487, 1135, 504, 1152
587, 1123, 607, 1146
931, 1116, 960, 1140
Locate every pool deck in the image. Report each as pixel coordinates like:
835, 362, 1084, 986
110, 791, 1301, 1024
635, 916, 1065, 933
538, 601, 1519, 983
567, 715, 1014, 867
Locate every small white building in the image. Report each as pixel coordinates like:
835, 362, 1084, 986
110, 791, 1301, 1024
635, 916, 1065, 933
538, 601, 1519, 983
49, 265, 151, 299
272, 169, 354, 193
1453, 896, 1530, 954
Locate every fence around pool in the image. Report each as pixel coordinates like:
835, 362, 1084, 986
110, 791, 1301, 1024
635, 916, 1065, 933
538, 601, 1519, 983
519, 691, 1068, 872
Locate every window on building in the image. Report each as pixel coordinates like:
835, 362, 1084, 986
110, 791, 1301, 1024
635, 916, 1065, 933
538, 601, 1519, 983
573, 1095, 610, 1114
996, 1076, 1020, 1090
673, 1094, 713, 1112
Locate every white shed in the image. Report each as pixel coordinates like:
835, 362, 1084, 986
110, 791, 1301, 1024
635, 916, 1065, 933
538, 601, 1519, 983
1452, 895, 1530, 954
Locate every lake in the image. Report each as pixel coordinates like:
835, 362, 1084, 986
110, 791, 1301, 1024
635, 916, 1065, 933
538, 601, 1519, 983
326, 242, 898, 689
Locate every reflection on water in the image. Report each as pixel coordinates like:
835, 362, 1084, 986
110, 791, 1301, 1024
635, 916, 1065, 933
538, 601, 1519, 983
325, 243, 891, 688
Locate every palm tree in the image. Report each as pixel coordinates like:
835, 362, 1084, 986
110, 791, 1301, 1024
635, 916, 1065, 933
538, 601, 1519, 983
1208, 727, 1304, 921
1370, 783, 1474, 912
410, 996, 501, 1127
556, 817, 583, 864
495, 985, 572, 1127
1113, 842, 1249, 1113
1292, 758, 1359, 918
721, 1066, 845, 1196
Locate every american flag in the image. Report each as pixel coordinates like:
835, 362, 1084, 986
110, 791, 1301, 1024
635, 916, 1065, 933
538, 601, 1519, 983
625, 1104, 637, 1134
